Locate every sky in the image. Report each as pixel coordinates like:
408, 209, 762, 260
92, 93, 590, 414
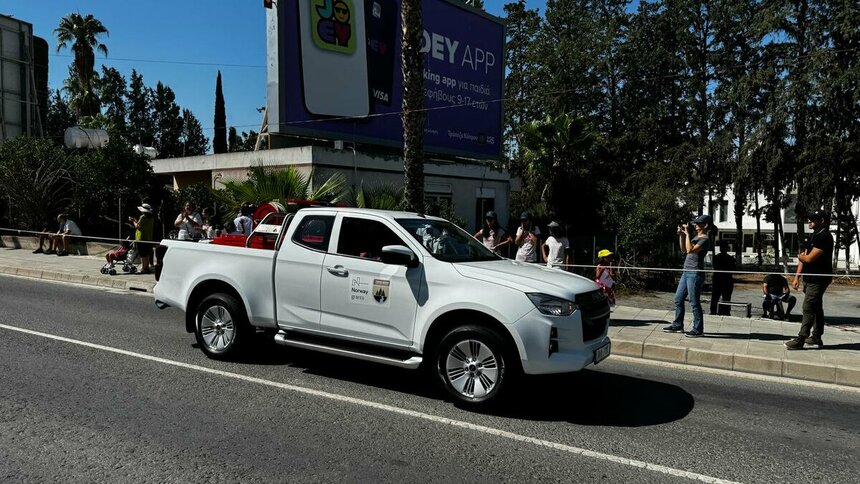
2, 0, 546, 147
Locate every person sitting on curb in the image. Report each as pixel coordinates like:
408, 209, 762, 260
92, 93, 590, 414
55, 214, 82, 256
33, 217, 63, 254
43, 214, 82, 257
762, 273, 797, 320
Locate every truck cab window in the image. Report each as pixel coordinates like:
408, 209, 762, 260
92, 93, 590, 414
337, 217, 405, 261
291, 215, 334, 251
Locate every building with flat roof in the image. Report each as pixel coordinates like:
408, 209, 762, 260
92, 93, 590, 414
0, 14, 47, 142
150, 145, 512, 233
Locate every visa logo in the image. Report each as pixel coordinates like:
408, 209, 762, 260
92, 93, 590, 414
373, 89, 390, 102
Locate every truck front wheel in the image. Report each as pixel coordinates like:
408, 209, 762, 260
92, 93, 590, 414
434, 325, 510, 408
195, 293, 249, 360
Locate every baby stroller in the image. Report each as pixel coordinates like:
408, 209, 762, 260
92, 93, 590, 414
100, 238, 140, 275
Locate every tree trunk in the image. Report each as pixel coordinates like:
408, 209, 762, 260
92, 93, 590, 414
754, 193, 762, 266
771, 188, 783, 269
401, 0, 426, 212
733, 185, 744, 266
834, 214, 841, 273
854, 212, 860, 275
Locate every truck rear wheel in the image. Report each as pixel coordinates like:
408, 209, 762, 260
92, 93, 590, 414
434, 325, 510, 408
195, 293, 249, 360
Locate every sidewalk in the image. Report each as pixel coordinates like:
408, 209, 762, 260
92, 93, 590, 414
0, 240, 155, 293
609, 306, 860, 388
1, 244, 857, 388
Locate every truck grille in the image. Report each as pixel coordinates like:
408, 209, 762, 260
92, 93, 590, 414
576, 290, 610, 342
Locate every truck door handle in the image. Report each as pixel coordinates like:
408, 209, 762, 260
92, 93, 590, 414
327, 265, 349, 277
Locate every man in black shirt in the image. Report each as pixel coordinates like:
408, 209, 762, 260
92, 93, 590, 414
762, 274, 796, 320
710, 241, 736, 316
785, 210, 834, 350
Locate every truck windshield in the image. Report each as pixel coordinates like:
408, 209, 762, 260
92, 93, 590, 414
397, 219, 501, 263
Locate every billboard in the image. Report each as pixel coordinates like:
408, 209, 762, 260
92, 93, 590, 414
268, 0, 505, 159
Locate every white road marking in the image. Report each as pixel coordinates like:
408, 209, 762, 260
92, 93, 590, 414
608, 355, 860, 394
0, 322, 738, 484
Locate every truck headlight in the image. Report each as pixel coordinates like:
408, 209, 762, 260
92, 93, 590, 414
526, 293, 577, 316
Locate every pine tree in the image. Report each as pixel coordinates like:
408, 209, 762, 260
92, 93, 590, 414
228, 126, 238, 152
502, 0, 542, 170
127, 69, 155, 147
152, 82, 184, 158
213, 70, 228, 154
45, 89, 76, 144
97, 66, 127, 133
181, 109, 209, 156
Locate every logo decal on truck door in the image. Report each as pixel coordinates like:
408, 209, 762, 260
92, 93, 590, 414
350, 275, 371, 303
372, 279, 390, 304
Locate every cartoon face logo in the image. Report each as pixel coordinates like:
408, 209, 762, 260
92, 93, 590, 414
311, 0, 355, 54
333, 1, 350, 22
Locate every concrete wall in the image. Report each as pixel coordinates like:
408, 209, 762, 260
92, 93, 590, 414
151, 146, 511, 233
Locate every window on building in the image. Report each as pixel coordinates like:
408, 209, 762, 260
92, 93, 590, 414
709, 200, 729, 223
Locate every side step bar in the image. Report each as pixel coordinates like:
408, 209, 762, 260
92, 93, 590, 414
274, 332, 423, 370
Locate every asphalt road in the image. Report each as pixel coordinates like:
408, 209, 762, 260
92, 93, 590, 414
1, 275, 858, 483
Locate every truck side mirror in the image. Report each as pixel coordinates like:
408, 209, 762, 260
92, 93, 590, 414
381, 245, 418, 268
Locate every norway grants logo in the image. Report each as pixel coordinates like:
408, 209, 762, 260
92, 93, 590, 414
311, 0, 355, 54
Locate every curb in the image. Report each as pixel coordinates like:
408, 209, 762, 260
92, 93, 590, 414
0, 264, 155, 293
612, 338, 860, 388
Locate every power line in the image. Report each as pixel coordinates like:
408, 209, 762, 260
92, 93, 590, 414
50, 53, 265, 69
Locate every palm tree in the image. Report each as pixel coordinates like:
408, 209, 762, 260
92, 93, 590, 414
400, 0, 425, 212
55, 13, 109, 119
214, 164, 346, 223
520, 114, 601, 220
351, 182, 404, 210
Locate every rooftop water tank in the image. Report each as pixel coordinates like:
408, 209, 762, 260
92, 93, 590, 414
133, 144, 159, 158
64, 127, 109, 149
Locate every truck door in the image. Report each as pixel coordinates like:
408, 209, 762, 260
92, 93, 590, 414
274, 213, 335, 331
319, 215, 422, 347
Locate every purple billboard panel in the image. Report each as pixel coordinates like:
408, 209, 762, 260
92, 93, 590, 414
270, 0, 505, 159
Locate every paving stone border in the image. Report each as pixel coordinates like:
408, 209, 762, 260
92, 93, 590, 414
612, 338, 859, 388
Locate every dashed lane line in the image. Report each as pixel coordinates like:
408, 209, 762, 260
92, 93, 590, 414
0, 322, 740, 483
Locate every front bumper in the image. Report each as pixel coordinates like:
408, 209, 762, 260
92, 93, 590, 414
511, 306, 611, 375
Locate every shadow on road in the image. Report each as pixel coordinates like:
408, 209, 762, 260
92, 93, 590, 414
224, 342, 694, 427
609, 318, 652, 327
483, 370, 695, 427
708, 332, 788, 341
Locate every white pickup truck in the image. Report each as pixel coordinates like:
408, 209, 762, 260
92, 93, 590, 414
154, 208, 611, 407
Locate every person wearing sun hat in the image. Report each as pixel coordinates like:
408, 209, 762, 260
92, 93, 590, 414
130, 203, 155, 274
595, 249, 616, 306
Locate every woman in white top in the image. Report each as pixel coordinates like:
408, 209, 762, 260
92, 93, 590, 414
515, 211, 541, 262
595, 249, 616, 307
542, 221, 570, 269
473, 211, 512, 255
175, 201, 203, 240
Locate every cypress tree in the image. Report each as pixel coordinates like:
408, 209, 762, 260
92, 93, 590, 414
213, 70, 227, 154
